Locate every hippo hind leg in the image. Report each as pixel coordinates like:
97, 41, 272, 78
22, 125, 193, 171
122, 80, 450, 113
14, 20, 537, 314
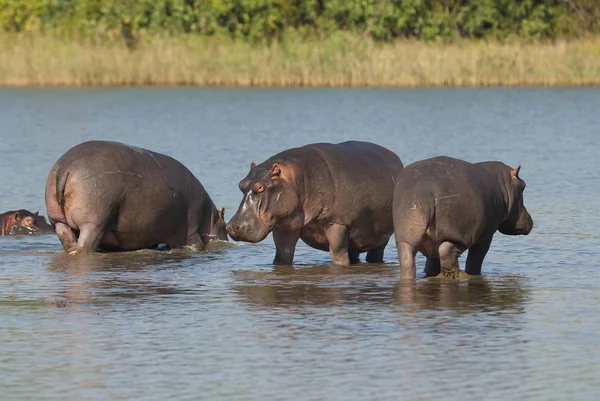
186, 233, 205, 251
397, 242, 417, 280
69, 223, 107, 254
55, 222, 78, 254
437, 242, 463, 279
366, 239, 389, 263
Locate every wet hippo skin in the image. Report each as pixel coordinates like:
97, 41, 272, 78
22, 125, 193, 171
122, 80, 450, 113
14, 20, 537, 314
393, 156, 533, 280
45, 140, 227, 254
227, 141, 404, 266
0, 209, 53, 235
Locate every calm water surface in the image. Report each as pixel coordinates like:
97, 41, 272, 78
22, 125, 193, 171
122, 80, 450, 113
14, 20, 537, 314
1, 88, 599, 400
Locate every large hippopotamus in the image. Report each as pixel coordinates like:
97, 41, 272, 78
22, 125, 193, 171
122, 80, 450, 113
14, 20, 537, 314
393, 156, 533, 280
45, 140, 227, 254
0, 209, 53, 235
226, 141, 404, 265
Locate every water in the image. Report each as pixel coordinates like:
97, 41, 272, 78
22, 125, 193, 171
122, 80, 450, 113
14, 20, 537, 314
1, 88, 599, 400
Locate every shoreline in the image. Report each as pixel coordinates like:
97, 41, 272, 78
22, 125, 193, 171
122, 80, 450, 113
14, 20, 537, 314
2, 82, 600, 88
2, 34, 599, 88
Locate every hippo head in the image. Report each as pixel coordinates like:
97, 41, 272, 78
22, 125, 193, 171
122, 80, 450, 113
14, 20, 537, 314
498, 166, 534, 236
4, 209, 54, 235
227, 161, 302, 243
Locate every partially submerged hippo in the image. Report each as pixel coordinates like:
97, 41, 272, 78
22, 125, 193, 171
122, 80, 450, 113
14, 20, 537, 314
0, 209, 53, 235
226, 141, 404, 265
45, 140, 227, 254
393, 156, 533, 279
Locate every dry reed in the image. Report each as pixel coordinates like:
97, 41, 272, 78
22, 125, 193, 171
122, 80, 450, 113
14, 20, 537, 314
1, 33, 599, 87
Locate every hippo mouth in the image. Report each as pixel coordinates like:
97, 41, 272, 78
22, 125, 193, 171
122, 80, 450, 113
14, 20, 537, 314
10, 225, 39, 235
226, 223, 271, 243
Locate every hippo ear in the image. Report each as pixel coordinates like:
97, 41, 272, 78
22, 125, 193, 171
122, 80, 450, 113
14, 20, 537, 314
250, 162, 256, 170
269, 163, 281, 179
14, 212, 20, 220
34, 211, 39, 216
218, 207, 225, 220
511, 165, 521, 180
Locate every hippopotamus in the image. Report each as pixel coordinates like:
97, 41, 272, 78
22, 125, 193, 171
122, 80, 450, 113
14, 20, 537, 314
226, 141, 404, 265
393, 156, 533, 280
45, 140, 227, 254
0, 209, 53, 235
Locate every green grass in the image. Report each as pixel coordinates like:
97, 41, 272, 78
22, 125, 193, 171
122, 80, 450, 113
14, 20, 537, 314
1, 33, 600, 87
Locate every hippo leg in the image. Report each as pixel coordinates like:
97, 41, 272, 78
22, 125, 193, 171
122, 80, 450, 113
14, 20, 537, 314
273, 226, 300, 265
397, 241, 417, 280
55, 222, 78, 254
424, 257, 441, 277
366, 239, 388, 263
348, 251, 361, 264
72, 223, 105, 254
437, 242, 462, 279
465, 238, 492, 275
186, 233, 205, 251
325, 224, 351, 266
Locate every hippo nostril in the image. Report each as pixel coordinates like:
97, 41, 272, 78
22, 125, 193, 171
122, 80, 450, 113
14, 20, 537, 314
226, 223, 240, 234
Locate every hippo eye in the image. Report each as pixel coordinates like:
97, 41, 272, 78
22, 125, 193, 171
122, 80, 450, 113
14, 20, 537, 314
253, 182, 265, 194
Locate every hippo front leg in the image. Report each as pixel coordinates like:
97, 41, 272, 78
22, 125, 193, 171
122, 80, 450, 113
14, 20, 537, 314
273, 226, 300, 265
465, 237, 492, 275
424, 257, 441, 277
366, 239, 388, 263
325, 224, 351, 266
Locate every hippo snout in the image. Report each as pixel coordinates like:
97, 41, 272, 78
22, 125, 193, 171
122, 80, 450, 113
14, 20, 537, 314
226, 218, 269, 243
226, 222, 242, 241
518, 213, 534, 235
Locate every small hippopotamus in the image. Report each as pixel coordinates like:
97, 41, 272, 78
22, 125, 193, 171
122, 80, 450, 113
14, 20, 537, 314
45, 140, 228, 254
393, 156, 533, 279
226, 141, 404, 265
0, 209, 53, 235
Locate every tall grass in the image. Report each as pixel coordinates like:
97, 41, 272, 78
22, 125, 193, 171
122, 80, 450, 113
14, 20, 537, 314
1, 34, 599, 87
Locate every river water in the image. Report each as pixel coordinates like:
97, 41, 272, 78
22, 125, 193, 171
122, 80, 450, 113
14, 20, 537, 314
0, 88, 598, 400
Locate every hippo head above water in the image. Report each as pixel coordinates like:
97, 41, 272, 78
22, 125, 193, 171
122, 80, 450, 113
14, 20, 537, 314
227, 161, 302, 243
0, 209, 54, 235
497, 165, 534, 236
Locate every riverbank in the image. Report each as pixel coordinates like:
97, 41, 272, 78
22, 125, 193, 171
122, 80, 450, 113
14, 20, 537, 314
2, 34, 599, 87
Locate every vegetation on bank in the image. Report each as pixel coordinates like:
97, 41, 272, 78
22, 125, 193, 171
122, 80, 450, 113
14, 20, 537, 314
1, 0, 599, 43
1, 1, 599, 87
2, 34, 599, 87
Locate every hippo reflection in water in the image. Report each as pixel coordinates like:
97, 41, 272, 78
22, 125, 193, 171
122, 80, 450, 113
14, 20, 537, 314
0, 209, 54, 235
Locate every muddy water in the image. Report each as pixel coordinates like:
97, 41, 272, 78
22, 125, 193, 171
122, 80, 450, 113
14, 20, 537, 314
1, 88, 599, 400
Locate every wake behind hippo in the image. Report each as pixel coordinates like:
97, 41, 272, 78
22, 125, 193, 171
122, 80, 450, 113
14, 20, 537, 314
393, 156, 533, 280
45, 140, 227, 254
1, 209, 53, 235
227, 141, 404, 265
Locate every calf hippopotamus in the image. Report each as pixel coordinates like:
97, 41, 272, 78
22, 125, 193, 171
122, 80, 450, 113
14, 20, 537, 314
226, 141, 404, 265
0, 209, 53, 235
393, 156, 533, 280
45, 140, 227, 254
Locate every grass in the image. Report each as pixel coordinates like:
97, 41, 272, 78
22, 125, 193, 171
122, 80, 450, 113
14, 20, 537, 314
1, 33, 600, 87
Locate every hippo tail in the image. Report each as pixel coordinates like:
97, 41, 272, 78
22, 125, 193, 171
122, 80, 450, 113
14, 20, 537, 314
411, 192, 436, 240
55, 169, 69, 209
